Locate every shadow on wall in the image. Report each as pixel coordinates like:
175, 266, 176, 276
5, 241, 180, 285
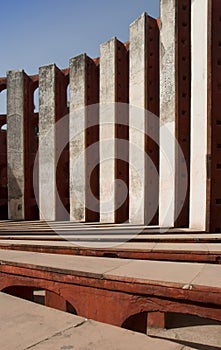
122, 311, 221, 334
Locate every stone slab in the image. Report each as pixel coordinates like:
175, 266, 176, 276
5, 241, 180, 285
0, 250, 221, 291
0, 293, 183, 350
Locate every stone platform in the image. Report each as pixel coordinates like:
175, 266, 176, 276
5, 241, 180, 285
0, 292, 180, 350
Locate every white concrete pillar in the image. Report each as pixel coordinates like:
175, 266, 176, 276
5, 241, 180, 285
7, 70, 26, 220
99, 38, 116, 223
39, 64, 56, 221
69, 54, 99, 221
159, 0, 176, 227
70, 54, 99, 222
189, 0, 208, 230
39, 64, 69, 221
129, 13, 159, 225
99, 38, 129, 223
69, 55, 87, 222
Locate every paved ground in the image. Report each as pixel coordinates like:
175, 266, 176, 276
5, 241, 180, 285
1, 292, 221, 350
0, 292, 183, 350
148, 315, 221, 350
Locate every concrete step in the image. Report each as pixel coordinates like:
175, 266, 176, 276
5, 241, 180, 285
0, 292, 182, 350
0, 239, 221, 264
0, 249, 221, 327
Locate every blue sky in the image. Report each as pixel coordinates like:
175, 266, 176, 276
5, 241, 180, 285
1, 0, 159, 77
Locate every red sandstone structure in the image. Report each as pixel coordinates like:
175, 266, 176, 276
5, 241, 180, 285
0, 0, 221, 347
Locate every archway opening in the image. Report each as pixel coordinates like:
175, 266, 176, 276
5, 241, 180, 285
122, 312, 147, 334
33, 288, 45, 305
67, 83, 70, 108
34, 87, 39, 113
3, 286, 34, 302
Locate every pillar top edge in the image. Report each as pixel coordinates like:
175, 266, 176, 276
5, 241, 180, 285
39, 63, 57, 71
100, 36, 118, 49
7, 69, 24, 76
129, 12, 148, 28
69, 53, 87, 65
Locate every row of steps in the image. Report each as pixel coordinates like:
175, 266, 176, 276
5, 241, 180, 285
0, 239, 220, 264
0, 249, 221, 321
1, 220, 221, 349
0, 221, 220, 264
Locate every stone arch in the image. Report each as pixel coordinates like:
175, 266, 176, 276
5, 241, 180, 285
121, 312, 147, 334
1, 283, 78, 316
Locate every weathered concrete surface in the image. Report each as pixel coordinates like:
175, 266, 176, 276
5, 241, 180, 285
0, 292, 184, 350
129, 14, 148, 225
39, 64, 56, 221
159, 0, 176, 227
99, 38, 117, 223
189, 0, 208, 230
69, 54, 99, 222
39, 64, 68, 221
100, 38, 129, 224
129, 13, 159, 225
69, 55, 87, 222
7, 70, 25, 220
0, 291, 85, 350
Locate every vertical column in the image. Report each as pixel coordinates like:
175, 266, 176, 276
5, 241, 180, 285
189, 0, 208, 230
7, 70, 26, 220
206, 0, 221, 232
174, 0, 191, 227
99, 38, 129, 223
69, 54, 99, 222
7, 71, 39, 220
39, 64, 68, 221
39, 65, 56, 221
159, 0, 191, 228
159, 0, 176, 227
129, 13, 159, 225
0, 81, 8, 219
